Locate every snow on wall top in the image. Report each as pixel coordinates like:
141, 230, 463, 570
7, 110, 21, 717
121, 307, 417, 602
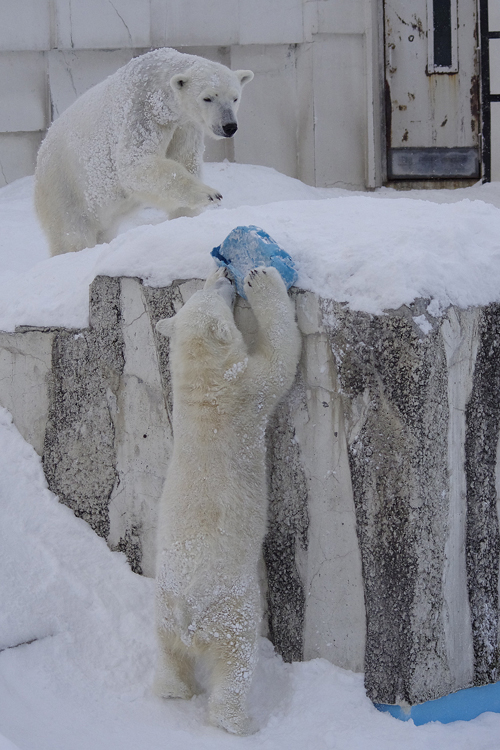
1, 162, 500, 331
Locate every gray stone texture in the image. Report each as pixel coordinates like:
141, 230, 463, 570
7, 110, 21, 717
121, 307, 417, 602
43, 276, 124, 539
2, 276, 500, 707
465, 304, 500, 686
324, 300, 451, 704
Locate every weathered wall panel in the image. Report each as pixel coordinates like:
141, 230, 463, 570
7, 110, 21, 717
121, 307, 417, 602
0, 53, 47, 133
312, 35, 367, 189
54, 0, 151, 50
0, 0, 51, 51
0, 132, 43, 188
231, 44, 301, 180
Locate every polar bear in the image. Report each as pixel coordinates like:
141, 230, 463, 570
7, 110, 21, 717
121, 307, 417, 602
153, 266, 301, 734
34, 48, 253, 256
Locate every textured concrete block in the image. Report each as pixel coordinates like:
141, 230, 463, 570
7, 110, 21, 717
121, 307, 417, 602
441, 308, 477, 693
294, 293, 366, 672
239, 0, 304, 44
0, 0, 51, 51
43, 277, 125, 540
107, 278, 172, 578
54, 0, 151, 50
0, 53, 47, 132
464, 305, 500, 686
47, 49, 143, 119
0, 132, 42, 186
0, 329, 54, 455
231, 45, 300, 179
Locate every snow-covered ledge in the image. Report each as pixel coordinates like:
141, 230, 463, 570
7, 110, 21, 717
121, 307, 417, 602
1, 273, 499, 709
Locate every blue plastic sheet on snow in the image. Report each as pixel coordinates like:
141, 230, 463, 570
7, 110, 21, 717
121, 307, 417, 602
375, 680, 500, 725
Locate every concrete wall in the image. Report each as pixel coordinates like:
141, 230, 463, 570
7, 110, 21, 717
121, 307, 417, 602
0, 0, 381, 189
3, 275, 500, 706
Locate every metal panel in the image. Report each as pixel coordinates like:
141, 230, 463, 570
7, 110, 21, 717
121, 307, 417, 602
388, 147, 480, 178
384, 0, 480, 180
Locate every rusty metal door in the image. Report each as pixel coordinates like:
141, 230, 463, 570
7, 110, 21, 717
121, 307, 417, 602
384, 0, 480, 180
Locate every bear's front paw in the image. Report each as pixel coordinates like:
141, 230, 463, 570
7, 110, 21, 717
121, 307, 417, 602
243, 266, 283, 297
204, 265, 231, 289
208, 189, 223, 203
204, 266, 235, 308
192, 183, 222, 208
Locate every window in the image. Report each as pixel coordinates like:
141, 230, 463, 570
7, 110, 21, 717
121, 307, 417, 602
428, 0, 458, 73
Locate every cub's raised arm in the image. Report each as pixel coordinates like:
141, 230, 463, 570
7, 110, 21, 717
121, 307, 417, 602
243, 267, 301, 400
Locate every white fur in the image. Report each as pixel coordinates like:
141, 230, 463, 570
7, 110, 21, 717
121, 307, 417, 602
154, 267, 301, 735
34, 48, 253, 256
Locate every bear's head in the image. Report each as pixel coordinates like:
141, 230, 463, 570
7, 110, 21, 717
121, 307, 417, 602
170, 65, 253, 140
156, 283, 244, 389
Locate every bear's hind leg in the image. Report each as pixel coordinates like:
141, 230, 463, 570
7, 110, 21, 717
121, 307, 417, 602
153, 629, 195, 700
35, 175, 99, 255
205, 631, 257, 735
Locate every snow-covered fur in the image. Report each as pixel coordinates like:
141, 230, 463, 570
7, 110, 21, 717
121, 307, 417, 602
154, 267, 301, 735
34, 48, 253, 256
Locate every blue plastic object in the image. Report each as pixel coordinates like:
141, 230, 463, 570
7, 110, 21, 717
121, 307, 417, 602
374, 680, 500, 725
211, 225, 298, 300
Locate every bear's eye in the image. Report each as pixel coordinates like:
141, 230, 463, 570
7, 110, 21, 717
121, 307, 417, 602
203, 97, 213, 103
233, 97, 238, 103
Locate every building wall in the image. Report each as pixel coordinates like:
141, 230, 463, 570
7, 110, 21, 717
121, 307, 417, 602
0, 0, 381, 190
490, 0, 500, 180
1, 1, 496, 190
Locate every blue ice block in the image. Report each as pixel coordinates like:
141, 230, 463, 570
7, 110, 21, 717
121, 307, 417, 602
211, 225, 298, 300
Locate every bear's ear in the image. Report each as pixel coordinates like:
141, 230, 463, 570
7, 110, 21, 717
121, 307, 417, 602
235, 70, 254, 87
156, 316, 175, 338
170, 73, 190, 92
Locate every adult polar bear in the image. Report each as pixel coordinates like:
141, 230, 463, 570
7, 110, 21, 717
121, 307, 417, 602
34, 48, 253, 256
154, 266, 301, 734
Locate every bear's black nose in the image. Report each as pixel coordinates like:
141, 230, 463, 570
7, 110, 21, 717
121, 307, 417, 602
223, 122, 238, 137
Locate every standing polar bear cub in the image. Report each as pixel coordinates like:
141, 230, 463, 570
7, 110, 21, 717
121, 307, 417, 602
154, 266, 301, 735
34, 48, 253, 255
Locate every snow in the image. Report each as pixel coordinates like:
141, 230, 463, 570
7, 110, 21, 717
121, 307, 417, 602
2, 162, 500, 331
2, 162, 500, 748
1, 406, 500, 749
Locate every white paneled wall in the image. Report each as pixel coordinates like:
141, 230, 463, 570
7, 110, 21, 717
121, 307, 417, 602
0, 0, 379, 189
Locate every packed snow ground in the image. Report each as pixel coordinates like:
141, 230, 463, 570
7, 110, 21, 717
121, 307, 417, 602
2, 163, 500, 749
2, 408, 500, 750
2, 162, 500, 331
